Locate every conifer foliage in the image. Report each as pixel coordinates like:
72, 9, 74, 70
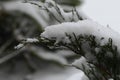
0, 0, 120, 80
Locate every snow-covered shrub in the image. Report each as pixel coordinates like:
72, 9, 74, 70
40, 19, 120, 80
2, 0, 120, 80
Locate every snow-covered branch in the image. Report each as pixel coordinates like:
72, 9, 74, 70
40, 19, 120, 80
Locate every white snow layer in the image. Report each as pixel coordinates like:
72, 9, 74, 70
14, 43, 24, 49
41, 19, 120, 52
26, 38, 39, 43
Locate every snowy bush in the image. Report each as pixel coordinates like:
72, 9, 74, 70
1, 0, 120, 80
40, 12, 120, 80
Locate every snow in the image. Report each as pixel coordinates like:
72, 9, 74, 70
2, 1, 119, 80
14, 38, 39, 49
25, 38, 39, 43
41, 19, 120, 52
41, 19, 120, 77
14, 43, 24, 49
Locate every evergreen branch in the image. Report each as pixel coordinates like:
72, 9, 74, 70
40, 33, 120, 80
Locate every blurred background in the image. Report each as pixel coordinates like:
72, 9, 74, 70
0, 0, 120, 80
0, 0, 83, 80
82, 0, 120, 33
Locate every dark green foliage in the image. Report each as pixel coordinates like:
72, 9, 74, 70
41, 33, 120, 80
